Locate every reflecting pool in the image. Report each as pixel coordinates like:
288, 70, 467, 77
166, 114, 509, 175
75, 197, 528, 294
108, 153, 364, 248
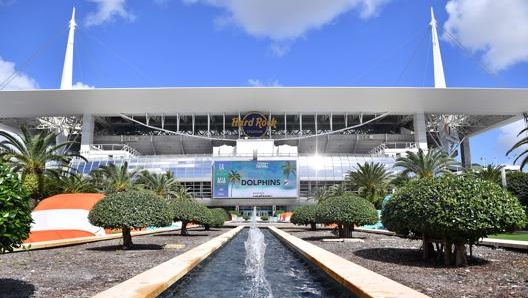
159, 228, 355, 298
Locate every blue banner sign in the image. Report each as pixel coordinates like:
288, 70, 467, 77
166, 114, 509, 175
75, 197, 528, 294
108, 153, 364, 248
212, 160, 298, 198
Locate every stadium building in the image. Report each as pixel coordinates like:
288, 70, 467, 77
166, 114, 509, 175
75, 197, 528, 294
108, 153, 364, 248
1, 8, 527, 217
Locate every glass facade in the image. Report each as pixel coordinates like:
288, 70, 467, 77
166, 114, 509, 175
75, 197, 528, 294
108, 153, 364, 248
70, 154, 396, 199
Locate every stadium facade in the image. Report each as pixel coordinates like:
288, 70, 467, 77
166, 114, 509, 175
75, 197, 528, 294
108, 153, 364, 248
1, 8, 527, 216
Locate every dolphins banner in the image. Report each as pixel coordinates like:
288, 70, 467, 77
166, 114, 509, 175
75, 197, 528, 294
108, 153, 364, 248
212, 160, 298, 198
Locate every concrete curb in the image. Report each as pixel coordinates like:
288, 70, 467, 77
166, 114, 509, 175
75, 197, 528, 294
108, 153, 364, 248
355, 228, 396, 236
91, 226, 244, 298
356, 228, 528, 250
269, 226, 430, 298
13, 226, 188, 252
478, 238, 528, 250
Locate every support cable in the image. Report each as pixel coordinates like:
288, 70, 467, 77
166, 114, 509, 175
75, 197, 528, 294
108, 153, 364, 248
0, 27, 67, 90
441, 29, 508, 87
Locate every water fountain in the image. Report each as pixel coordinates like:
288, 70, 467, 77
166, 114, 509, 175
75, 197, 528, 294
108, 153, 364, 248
244, 207, 273, 298
159, 206, 354, 298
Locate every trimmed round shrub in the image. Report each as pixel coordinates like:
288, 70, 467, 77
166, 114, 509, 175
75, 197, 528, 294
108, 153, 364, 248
204, 208, 229, 230
291, 205, 318, 230
212, 208, 230, 224
506, 171, 528, 209
0, 164, 32, 253
88, 190, 172, 249
169, 199, 211, 235
315, 194, 377, 238
382, 175, 526, 266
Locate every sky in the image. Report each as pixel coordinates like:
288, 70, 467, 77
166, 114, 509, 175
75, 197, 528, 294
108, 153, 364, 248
0, 0, 527, 166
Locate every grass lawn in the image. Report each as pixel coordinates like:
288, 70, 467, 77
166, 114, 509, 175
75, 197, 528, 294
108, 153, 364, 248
488, 232, 528, 241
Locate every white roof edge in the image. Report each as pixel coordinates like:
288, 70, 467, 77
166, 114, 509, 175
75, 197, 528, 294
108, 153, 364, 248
0, 87, 527, 117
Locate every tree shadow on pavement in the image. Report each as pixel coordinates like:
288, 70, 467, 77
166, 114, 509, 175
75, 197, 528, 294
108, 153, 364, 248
0, 278, 35, 298
152, 233, 209, 237
354, 248, 489, 268
86, 244, 165, 251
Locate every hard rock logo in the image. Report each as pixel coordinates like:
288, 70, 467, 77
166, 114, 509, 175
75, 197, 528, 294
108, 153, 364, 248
231, 112, 278, 138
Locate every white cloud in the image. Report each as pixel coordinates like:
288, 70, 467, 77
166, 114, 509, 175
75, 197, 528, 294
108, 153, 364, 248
248, 79, 281, 87
183, 0, 391, 44
497, 119, 527, 161
444, 0, 528, 71
0, 57, 39, 90
72, 82, 95, 89
85, 0, 136, 27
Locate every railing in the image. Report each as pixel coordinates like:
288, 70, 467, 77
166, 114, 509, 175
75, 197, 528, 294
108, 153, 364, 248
89, 144, 141, 156
213, 152, 299, 158
369, 142, 416, 155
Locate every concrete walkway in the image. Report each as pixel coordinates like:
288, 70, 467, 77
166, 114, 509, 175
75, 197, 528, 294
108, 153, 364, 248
478, 237, 528, 250
356, 227, 528, 250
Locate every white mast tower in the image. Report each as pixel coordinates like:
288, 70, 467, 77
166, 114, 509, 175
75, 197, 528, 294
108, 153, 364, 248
429, 7, 470, 166
38, 8, 83, 145
60, 7, 76, 89
430, 7, 446, 88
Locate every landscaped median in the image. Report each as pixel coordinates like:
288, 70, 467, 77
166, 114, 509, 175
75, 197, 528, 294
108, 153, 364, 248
12, 225, 185, 252
269, 226, 430, 298
90, 226, 244, 298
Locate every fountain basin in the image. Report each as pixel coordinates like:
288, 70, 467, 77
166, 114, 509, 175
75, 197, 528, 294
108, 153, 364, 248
91, 226, 430, 298
160, 227, 353, 298
91, 226, 244, 298
269, 227, 430, 298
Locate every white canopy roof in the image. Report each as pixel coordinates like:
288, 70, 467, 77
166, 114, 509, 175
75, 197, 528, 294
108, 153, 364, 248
0, 87, 526, 117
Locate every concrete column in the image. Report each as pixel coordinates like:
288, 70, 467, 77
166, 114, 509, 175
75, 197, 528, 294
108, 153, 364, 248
413, 112, 428, 150
460, 137, 472, 168
80, 113, 94, 155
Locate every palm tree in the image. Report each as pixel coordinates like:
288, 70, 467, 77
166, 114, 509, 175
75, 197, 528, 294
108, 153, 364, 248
0, 125, 84, 202
227, 169, 241, 198
393, 148, 456, 179
507, 126, 528, 170
137, 170, 182, 199
174, 184, 193, 201
173, 184, 193, 201
281, 161, 296, 181
346, 162, 391, 209
469, 164, 504, 184
96, 161, 141, 194
51, 172, 97, 194
87, 167, 107, 192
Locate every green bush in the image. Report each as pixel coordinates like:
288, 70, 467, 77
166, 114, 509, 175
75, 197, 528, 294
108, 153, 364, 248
290, 205, 318, 230
507, 171, 528, 208
260, 215, 269, 221
169, 199, 211, 235
242, 214, 250, 221
315, 193, 377, 238
0, 164, 32, 253
206, 208, 229, 229
88, 190, 172, 249
382, 175, 526, 266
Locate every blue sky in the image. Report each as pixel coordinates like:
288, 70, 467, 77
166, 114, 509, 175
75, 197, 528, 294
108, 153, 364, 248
0, 0, 527, 166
